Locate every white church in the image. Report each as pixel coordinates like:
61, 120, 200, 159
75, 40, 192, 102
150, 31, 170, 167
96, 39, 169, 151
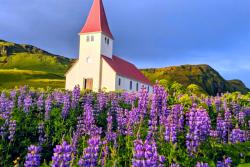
65, 0, 153, 92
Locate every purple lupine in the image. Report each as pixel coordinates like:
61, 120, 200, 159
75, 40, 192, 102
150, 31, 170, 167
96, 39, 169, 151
45, 95, 52, 120
78, 135, 101, 167
217, 157, 232, 167
97, 92, 108, 111
138, 87, 149, 117
229, 128, 246, 143
132, 139, 165, 167
170, 163, 181, 167
106, 112, 116, 141
210, 130, 219, 138
196, 162, 209, 167
38, 122, 46, 145
36, 94, 44, 112
23, 95, 32, 113
214, 96, 221, 112
8, 120, 16, 142
62, 94, 70, 119
205, 97, 212, 107
165, 114, 177, 143
125, 108, 140, 136
224, 110, 233, 131
77, 104, 100, 136
238, 111, 245, 126
216, 114, 227, 142
116, 107, 127, 135
71, 85, 81, 109
186, 106, 211, 155
52, 141, 73, 167
52, 91, 64, 107
10, 89, 17, 100
24, 145, 41, 167
82, 93, 93, 106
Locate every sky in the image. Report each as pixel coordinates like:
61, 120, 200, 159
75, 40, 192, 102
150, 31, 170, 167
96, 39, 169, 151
0, 0, 250, 87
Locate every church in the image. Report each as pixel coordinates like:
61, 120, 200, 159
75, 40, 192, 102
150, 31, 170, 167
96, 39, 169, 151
65, 0, 153, 92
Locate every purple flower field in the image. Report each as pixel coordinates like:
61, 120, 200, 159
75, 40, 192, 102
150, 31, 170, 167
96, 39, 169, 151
0, 85, 249, 166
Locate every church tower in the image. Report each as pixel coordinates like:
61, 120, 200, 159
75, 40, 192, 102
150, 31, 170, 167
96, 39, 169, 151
78, 0, 114, 91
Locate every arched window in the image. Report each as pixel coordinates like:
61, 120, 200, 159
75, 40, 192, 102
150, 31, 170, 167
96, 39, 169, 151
91, 35, 94, 41
86, 36, 90, 42
136, 83, 139, 91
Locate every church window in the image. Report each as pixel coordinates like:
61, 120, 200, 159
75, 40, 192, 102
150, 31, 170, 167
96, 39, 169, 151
118, 78, 121, 86
136, 83, 139, 91
105, 37, 107, 43
86, 36, 90, 42
107, 38, 109, 45
91, 35, 94, 41
130, 81, 133, 90
148, 86, 150, 92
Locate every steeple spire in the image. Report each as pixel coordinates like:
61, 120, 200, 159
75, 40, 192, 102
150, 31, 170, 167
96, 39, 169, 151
80, 0, 114, 39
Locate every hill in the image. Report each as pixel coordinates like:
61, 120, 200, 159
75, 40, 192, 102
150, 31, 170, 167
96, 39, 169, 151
141, 65, 249, 95
0, 39, 71, 75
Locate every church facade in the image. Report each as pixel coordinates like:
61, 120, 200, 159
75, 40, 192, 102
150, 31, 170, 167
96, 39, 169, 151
65, 0, 152, 92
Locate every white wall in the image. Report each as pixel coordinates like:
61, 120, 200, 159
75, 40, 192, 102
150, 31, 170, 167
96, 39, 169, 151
115, 75, 153, 93
101, 59, 116, 91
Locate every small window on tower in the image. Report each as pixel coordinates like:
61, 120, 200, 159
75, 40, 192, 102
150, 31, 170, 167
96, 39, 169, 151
107, 38, 109, 45
105, 37, 107, 43
91, 35, 94, 41
86, 36, 90, 42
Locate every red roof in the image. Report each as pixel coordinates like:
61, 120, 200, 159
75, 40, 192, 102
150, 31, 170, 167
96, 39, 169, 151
80, 0, 114, 39
102, 55, 152, 85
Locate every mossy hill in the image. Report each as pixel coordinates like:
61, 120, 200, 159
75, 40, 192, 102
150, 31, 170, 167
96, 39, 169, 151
141, 65, 250, 95
0, 39, 71, 75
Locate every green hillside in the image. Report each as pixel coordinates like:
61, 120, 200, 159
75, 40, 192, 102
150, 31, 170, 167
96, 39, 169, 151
0, 69, 65, 89
0, 39, 70, 75
141, 65, 250, 95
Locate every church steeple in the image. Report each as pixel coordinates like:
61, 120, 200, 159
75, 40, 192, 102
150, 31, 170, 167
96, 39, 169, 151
80, 0, 114, 39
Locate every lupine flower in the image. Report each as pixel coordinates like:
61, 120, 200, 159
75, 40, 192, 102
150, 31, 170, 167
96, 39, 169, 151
45, 95, 52, 120
106, 112, 116, 141
217, 156, 232, 167
138, 87, 149, 117
8, 120, 16, 141
77, 104, 100, 136
132, 139, 165, 167
186, 106, 211, 155
24, 95, 32, 113
170, 163, 180, 167
24, 145, 41, 167
78, 135, 101, 167
38, 122, 46, 145
165, 114, 177, 143
216, 114, 227, 142
36, 94, 44, 111
52, 141, 73, 167
62, 94, 70, 119
71, 85, 81, 109
238, 111, 245, 126
229, 128, 246, 143
196, 162, 209, 167
97, 92, 108, 111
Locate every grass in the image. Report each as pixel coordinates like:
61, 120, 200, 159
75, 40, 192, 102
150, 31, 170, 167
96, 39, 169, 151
0, 69, 65, 89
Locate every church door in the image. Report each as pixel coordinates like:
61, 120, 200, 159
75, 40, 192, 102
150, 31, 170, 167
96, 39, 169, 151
84, 78, 93, 90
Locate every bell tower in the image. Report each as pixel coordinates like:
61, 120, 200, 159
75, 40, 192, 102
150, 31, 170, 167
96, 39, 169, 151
78, 0, 114, 91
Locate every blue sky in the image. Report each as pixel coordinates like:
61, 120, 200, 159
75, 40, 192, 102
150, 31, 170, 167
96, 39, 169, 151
0, 0, 250, 87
